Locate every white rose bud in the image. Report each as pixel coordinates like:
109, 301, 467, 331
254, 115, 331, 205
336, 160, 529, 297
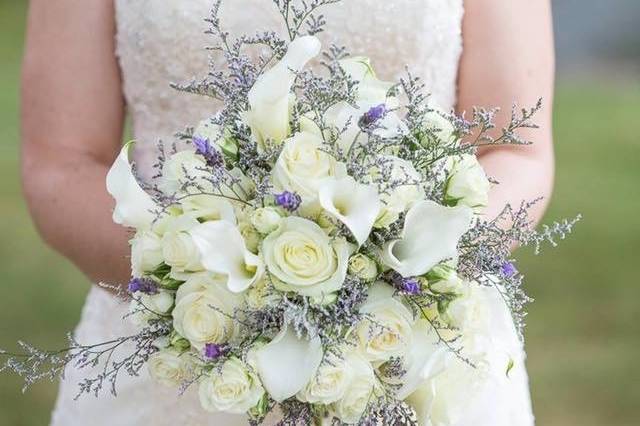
129, 291, 174, 327
130, 230, 163, 276
444, 154, 491, 213
348, 254, 378, 282
297, 351, 352, 405
158, 150, 213, 196
198, 357, 265, 414
250, 207, 283, 234
357, 283, 415, 362
148, 348, 192, 387
421, 106, 456, 145
161, 215, 202, 275
172, 274, 241, 350
334, 351, 378, 424
237, 221, 261, 254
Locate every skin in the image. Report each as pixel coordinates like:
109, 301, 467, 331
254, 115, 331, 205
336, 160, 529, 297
21, 0, 555, 287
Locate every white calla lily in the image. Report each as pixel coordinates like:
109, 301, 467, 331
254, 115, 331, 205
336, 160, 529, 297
318, 176, 381, 245
244, 36, 321, 151
339, 56, 396, 105
395, 319, 449, 399
190, 220, 263, 293
106, 142, 158, 229
381, 200, 473, 277
254, 327, 323, 402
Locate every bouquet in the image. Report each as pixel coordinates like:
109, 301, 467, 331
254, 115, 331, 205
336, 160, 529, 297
1, 1, 579, 424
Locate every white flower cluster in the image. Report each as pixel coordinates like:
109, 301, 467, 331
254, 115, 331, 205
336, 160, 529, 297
106, 35, 517, 425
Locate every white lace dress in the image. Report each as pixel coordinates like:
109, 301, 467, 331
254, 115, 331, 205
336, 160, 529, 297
50, 1, 535, 425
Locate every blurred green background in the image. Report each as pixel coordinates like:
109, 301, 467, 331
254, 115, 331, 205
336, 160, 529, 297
0, 1, 638, 425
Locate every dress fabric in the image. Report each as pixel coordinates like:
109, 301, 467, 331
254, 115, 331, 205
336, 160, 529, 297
50, 1, 534, 425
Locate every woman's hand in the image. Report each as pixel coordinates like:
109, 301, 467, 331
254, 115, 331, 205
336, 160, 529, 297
457, 0, 555, 225
21, 0, 131, 286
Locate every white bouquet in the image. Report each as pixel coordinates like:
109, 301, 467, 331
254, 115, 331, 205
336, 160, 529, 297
2, 1, 579, 424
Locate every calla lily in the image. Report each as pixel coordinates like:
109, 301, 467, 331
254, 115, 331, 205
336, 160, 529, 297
190, 220, 263, 293
318, 176, 381, 245
381, 200, 473, 277
395, 319, 449, 399
244, 36, 321, 151
254, 327, 323, 402
339, 56, 396, 105
106, 141, 158, 229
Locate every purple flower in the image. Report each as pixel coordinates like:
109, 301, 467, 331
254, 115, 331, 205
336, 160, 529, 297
274, 191, 302, 212
203, 343, 226, 360
359, 104, 387, 128
386, 271, 422, 295
401, 278, 421, 295
192, 136, 223, 168
127, 277, 159, 295
500, 262, 518, 278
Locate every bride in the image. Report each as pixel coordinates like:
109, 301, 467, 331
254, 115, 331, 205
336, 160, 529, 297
21, 0, 554, 425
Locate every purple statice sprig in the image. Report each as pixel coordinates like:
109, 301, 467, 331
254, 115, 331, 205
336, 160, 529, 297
500, 261, 518, 278
203, 343, 228, 360
192, 136, 224, 168
386, 271, 422, 295
274, 191, 302, 212
358, 103, 387, 129
127, 277, 159, 295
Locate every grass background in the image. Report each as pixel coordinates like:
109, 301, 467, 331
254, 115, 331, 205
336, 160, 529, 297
1, 1, 639, 425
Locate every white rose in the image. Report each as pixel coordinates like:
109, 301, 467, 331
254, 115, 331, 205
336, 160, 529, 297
370, 156, 425, 228
272, 131, 347, 201
148, 348, 192, 387
297, 351, 353, 405
444, 154, 491, 213
262, 217, 353, 297
161, 214, 203, 274
334, 351, 378, 424
357, 282, 415, 362
250, 207, 283, 234
159, 150, 212, 195
130, 230, 163, 276
129, 290, 174, 327
198, 357, 265, 414
348, 253, 378, 282
172, 273, 241, 350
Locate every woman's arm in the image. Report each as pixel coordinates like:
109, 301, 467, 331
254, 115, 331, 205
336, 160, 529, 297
21, 0, 131, 286
457, 0, 555, 224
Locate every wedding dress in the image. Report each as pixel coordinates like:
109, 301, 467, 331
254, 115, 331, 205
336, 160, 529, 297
50, 1, 534, 425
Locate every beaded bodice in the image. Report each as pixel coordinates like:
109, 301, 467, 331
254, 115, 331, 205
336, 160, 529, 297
114, 0, 464, 176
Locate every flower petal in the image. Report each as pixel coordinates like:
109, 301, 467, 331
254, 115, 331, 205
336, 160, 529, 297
245, 36, 321, 148
381, 200, 473, 277
106, 142, 158, 229
254, 327, 323, 402
190, 221, 262, 293
396, 319, 449, 399
318, 176, 381, 245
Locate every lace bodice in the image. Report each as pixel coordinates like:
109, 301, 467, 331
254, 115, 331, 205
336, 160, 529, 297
51, 2, 526, 425
114, 0, 464, 177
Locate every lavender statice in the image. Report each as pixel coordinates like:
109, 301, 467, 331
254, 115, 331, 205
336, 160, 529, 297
127, 277, 159, 295
203, 343, 227, 360
193, 136, 224, 168
274, 191, 302, 212
358, 103, 387, 128
500, 261, 518, 278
